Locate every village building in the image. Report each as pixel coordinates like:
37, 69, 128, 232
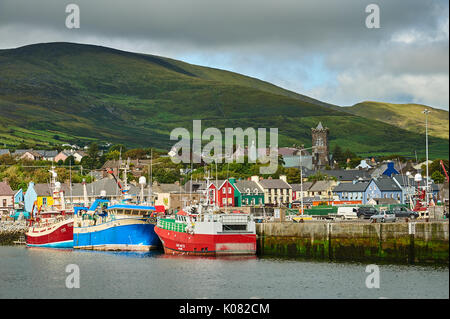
290, 181, 313, 201
54, 150, 86, 163
333, 179, 382, 204
19, 150, 43, 161
307, 180, 337, 200
208, 179, 236, 207
355, 159, 372, 169
311, 122, 330, 169
0, 181, 15, 216
374, 176, 403, 203
256, 175, 292, 206
303, 168, 371, 183
12, 149, 58, 161
229, 178, 264, 207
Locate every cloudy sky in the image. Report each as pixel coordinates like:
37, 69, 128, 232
0, 0, 448, 109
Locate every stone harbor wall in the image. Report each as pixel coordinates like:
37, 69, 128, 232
256, 221, 449, 264
0, 221, 27, 245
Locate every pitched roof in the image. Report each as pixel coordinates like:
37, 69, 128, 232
210, 179, 228, 189
333, 181, 372, 192
33, 183, 71, 196
234, 180, 263, 193
374, 177, 402, 191
312, 169, 371, 181
309, 180, 336, 192
258, 179, 291, 189
290, 182, 313, 192
0, 182, 14, 196
153, 183, 182, 193
35, 150, 58, 157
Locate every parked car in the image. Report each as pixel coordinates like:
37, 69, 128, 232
357, 207, 379, 219
370, 211, 396, 223
389, 206, 419, 219
337, 207, 358, 220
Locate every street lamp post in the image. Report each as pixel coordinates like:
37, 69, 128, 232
299, 146, 315, 215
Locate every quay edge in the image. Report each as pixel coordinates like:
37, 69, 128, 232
256, 221, 449, 264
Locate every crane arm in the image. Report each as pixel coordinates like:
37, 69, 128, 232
440, 160, 449, 183
106, 168, 123, 191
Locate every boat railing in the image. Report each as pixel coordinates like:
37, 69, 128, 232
158, 219, 186, 233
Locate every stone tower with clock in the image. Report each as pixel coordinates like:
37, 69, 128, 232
311, 122, 330, 169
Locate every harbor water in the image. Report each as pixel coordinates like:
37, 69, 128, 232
0, 246, 448, 299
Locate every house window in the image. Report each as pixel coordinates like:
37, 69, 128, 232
42, 197, 47, 205
228, 187, 232, 194
222, 188, 226, 194
2, 199, 6, 207
222, 198, 226, 205
254, 189, 258, 195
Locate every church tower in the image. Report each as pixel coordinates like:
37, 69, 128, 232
311, 122, 330, 169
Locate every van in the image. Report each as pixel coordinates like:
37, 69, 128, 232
337, 207, 358, 220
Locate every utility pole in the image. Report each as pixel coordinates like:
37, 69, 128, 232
423, 109, 431, 207
299, 145, 315, 215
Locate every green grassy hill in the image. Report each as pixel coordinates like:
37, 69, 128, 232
0, 42, 447, 159
344, 101, 449, 140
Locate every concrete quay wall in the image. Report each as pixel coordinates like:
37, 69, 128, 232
256, 221, 449, 264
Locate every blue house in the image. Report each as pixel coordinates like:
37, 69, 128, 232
14, 189, 24, 205
374, 177, 403, 203
24, 182, 37, 213
382, 162, 399, 177
333, 179, 381, 204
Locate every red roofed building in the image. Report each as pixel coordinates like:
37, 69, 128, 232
208, 179, 235, 207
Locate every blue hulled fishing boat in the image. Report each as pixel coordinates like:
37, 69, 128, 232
73, 160, 162, 251
73, 200, 160, 251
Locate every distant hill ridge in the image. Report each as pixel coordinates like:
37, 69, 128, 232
344, 101, 448, 140
0, 42, 447, 159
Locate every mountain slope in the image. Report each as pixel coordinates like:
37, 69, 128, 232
0, 42, 447, 159
344, 101, 449, 140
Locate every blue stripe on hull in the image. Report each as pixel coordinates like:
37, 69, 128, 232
74, 223, 160, 250
27, 240, 73, 248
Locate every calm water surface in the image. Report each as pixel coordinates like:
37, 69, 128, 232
0, 246, 448, 299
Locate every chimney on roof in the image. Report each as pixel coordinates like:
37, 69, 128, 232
251, 175, 259, 182
279, 175, 287, 182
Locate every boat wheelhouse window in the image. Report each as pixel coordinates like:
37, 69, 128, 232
223, 224, 247, 231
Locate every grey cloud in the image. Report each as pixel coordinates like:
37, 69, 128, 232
0, 0, 448, 109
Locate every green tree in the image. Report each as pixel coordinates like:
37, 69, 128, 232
64, 155, 75, 166
109, 144, 127, 154
332, 145, 345, 164
87, 143, 99, 160
431, 171, 445, 184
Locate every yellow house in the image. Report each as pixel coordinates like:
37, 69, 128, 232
34, 183, 69, 209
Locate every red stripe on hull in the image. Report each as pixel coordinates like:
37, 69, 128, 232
26, 221, 73, 246
154, 226, 256, 256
